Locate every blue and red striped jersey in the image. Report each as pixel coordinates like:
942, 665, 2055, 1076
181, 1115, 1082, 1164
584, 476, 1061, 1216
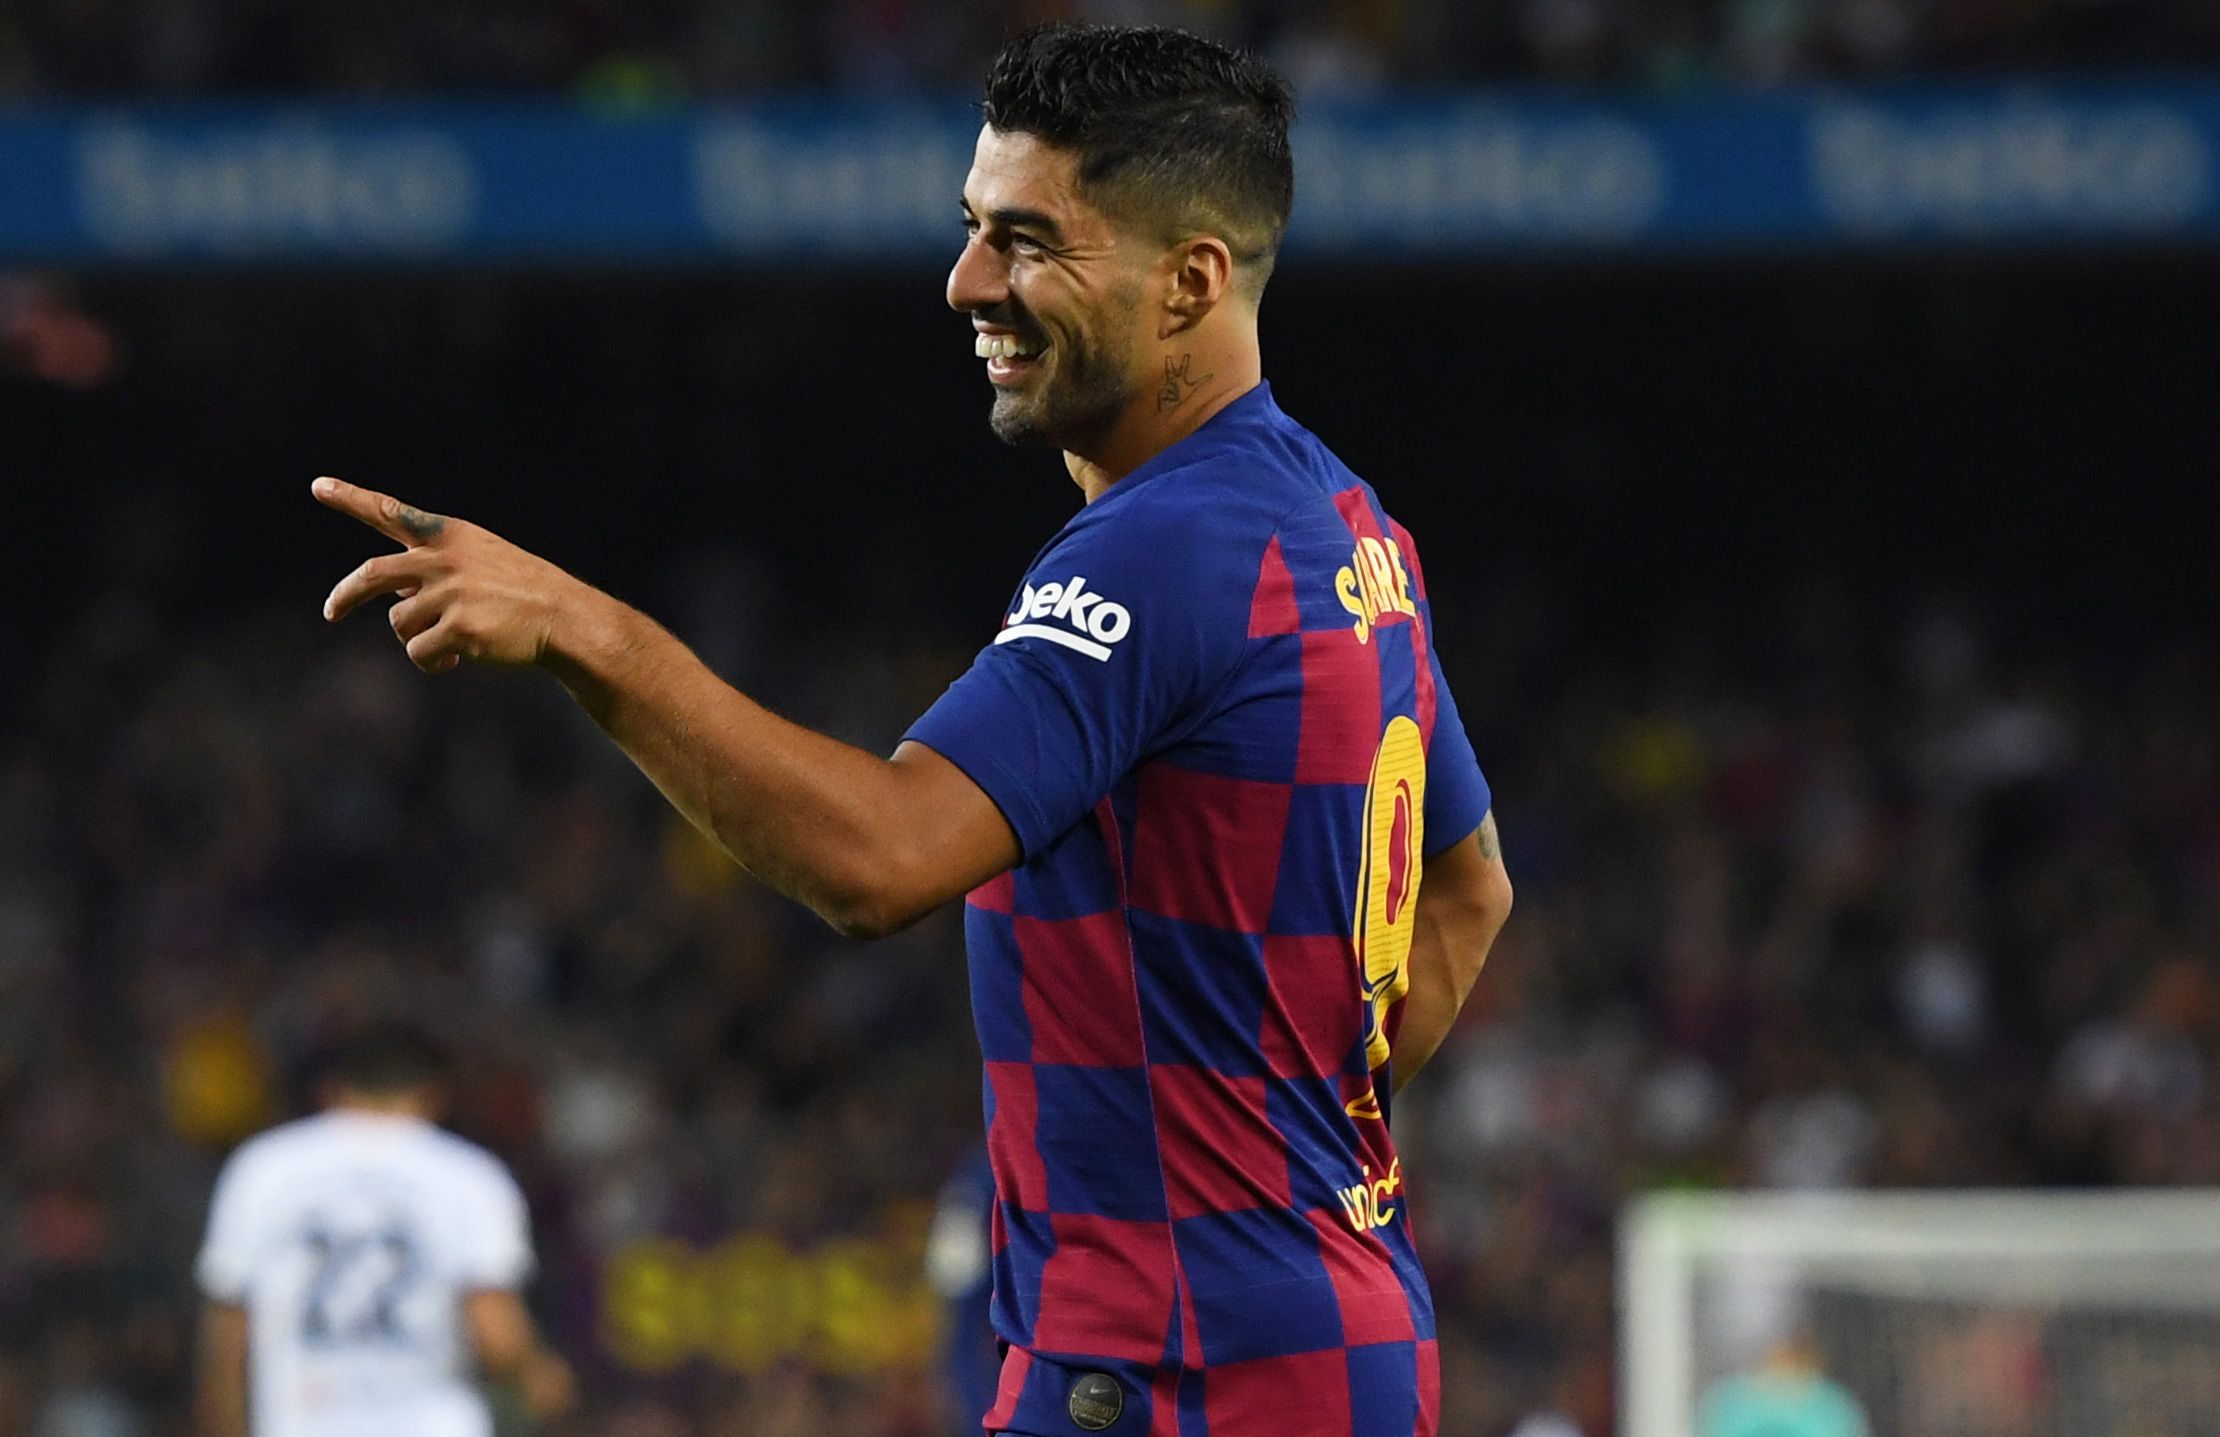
907, 383, 1491, 1437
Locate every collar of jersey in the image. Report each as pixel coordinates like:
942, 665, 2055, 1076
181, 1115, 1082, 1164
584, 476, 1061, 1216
1080, 380, 1280, 517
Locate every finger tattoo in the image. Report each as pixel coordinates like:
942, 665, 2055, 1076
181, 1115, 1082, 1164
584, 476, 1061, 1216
397, 505, 446, 540
384, 497, 448, 541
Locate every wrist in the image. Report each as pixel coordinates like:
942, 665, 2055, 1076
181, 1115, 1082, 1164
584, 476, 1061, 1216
540, 584, 660, 731
541, 581, 626, 675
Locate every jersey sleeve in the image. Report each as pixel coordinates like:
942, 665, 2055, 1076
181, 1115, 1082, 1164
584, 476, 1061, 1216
194, 1146, 262, 1303
1424, 647, 1491, 855
905, 496, 1250, 861
454, 1155, 535, 1290
1397, 517, 1489, 855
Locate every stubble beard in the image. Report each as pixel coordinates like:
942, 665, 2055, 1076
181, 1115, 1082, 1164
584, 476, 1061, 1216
987, 318, 1137, 453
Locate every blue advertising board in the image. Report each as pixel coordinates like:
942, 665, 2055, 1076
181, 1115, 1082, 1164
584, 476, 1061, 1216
0, 85, 2215, 264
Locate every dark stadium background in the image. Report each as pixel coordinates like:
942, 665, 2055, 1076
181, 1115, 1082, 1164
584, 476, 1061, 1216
5, 5, 2220, 1436
12, 258, 2212, 669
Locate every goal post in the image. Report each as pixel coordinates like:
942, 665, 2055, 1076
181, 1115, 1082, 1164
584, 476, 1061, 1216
1620, 1189, 2220, 1437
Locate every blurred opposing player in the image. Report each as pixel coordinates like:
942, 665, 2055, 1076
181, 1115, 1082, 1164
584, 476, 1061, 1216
193, 1024, 574, 1437
926, 1145, 1002, 1435
315, 23, 1512, 1435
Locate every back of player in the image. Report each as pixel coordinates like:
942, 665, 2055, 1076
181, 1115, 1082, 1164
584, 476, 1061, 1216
909, 384, 1495, 1434
194, 1028, 562, 1437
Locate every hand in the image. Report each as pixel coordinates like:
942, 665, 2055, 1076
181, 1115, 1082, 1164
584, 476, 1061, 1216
315, 476, 583, 673
519, 1349, 578, 1421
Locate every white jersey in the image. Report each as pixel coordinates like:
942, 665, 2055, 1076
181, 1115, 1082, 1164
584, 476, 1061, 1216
195, 1111, 534, 1437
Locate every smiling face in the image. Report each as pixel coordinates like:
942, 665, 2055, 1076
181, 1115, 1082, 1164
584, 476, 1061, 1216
946, 126, 1159, 451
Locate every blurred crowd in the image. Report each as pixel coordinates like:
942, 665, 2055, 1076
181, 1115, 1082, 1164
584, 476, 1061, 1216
0, 525, 990, 1435
2, 481, 2214, 1437
1396, 603, 2220, 1435
0, 0, 2213, 99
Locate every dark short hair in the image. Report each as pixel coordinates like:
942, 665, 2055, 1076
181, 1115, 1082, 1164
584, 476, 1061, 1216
322, 1021, 448, 1095
981, 23, 1296, 294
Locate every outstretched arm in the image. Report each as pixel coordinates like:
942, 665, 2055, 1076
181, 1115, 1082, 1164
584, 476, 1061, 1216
315, 477, 1019, 938
1392, 814, 1511, 1093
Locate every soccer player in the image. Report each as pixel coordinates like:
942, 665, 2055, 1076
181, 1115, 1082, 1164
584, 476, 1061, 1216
315, 23, 1512, 1436
193, 1024, 574, 1437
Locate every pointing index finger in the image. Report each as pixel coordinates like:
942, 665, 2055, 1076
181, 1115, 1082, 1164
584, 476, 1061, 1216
312, 476, 449, 547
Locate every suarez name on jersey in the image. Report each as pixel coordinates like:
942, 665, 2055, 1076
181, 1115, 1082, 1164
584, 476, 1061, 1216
908, 383, 1491, 1437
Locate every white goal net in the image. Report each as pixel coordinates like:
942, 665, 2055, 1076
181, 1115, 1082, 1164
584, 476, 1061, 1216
1620, 1190, 2220, 1437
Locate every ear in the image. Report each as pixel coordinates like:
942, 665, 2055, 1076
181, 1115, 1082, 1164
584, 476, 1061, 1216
1160, 236, 1235, 339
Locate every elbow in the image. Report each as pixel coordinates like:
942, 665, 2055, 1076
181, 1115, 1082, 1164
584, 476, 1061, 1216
1485, 866, 1515, 932
822, 898, 916, 942
1469, 839, 1514, 933
1474, 867, 1513, 963
814, 849, 937, 941
1449, 867, 1513, 999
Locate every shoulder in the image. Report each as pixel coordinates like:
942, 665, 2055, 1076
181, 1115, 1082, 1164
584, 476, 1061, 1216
1072, 461, 1282, 556
208, 1117, 323, 1216
222, 1116, 323, 1175
1001, 480, 1281, 673
1185, 400, 1401, 565
419, 1125, 510, 1175
424, 1129, 525, 1202
1056, 444, 1320, 593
